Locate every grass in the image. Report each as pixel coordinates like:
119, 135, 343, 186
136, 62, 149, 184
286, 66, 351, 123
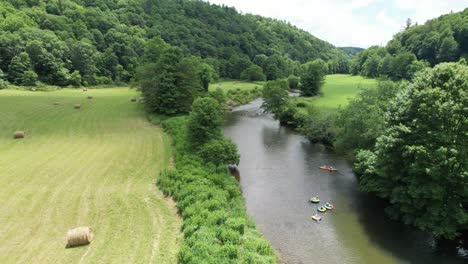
209, 80, 263, 92
0, 88, 181, 263
294, 74, 377, 111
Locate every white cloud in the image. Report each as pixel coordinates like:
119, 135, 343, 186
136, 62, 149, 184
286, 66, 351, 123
351, 0, 376, 8
393, 0, 466, 24
205, 0, 468, 48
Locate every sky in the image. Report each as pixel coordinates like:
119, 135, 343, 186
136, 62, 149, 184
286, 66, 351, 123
205, 0, 468, 48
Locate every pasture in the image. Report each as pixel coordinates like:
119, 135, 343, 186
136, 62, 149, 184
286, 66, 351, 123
0, 88, 181, 263
294, 74, 377, 110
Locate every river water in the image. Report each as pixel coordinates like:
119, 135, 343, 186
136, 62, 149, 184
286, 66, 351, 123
223, 99, 467, 264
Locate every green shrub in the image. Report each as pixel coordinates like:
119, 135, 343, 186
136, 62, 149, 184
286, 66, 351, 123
0, 79, 8, 89
296, 102, 307, 108
157, 116, 276, 263
198, 138, 240, 167
187, 97, 223, 148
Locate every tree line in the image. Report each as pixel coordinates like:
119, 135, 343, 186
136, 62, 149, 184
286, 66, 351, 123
351, 8, 468, 80
0, 0, 352, 88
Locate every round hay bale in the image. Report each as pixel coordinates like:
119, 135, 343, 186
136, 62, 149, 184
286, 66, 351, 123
131, 98, 137, 102
74, 104, 81, 109
83, 88, 87, 92
66, 226, 93, 247
87, 96, 93, 99
14, 131, 25, 139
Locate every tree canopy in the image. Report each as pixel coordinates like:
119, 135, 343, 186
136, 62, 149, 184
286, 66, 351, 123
355, 62, 468, 239
0, 0, 351, 87
351, 8, 468, 80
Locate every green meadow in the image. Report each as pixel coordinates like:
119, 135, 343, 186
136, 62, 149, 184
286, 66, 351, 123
0, 88, 181, 263
209, 80, 263, 92
294, 74, 377, 110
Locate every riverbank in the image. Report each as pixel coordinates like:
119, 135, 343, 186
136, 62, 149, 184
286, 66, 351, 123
154, 114, 276, 262
209, 80, 263, 109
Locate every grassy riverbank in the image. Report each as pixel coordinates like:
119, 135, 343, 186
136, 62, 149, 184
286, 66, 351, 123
0, 88, 181, 263
157, 115, 276, 263
209, 80, 263, 108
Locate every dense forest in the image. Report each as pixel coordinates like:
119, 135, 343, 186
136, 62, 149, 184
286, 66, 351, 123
0, 0, 351, 88
351, 8, 468, 80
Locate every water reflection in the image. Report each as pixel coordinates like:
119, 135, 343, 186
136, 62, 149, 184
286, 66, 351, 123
224, 99, 467, 264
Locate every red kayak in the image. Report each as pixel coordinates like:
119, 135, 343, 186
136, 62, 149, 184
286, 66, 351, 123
320, 166, 337, 172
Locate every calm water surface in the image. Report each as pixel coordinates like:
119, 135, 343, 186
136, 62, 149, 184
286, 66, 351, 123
224, 99, 467, 264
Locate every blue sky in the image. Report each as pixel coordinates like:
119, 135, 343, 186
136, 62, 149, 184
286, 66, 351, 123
205, 0, 468, 48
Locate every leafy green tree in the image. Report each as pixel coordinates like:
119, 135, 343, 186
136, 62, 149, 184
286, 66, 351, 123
390, 52, 417, 80
299, 60, 326, 96
187, 97, 224, 148
378, 55, 393, 76
437, 36, 459, 62
199, 63, 217, 92
198, 138, 240, 167
298, 108, 337, 145
69, 71, 82, 87
362, 55, 381, 78
0, 69, 8, 89
139, 47, 203, 115
240, 65, 266, 81
21, 70, 37, 86
8, 52, 33, 85
261, 79, 289, 119
335, 81, 402, 154
287, 75, 300, 90
208, 87, 227, 105
356, 63, 468, 239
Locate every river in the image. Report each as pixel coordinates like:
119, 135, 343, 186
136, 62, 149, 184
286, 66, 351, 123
223, 99, 467, 264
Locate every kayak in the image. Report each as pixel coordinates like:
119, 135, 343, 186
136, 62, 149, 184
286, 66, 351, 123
324, 203, 334, 210
311, 213, 322, 222
317, 206, 327, 213
320, 166, 337, 172
310, 196, 320, 203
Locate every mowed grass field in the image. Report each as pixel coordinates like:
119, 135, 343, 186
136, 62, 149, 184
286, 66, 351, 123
294, 74, 377, 110
0, 88, 181, 263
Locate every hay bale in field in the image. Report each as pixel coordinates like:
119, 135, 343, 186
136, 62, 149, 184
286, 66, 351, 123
74, 104, 81, 109
83, 88, 87, 92
131, 98, 137, 102
87, 96, 93, 99
66, 227, 93, 247
14, 131, 25, 139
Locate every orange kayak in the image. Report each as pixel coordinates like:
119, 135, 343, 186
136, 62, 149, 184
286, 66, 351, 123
320, 166, 337, 172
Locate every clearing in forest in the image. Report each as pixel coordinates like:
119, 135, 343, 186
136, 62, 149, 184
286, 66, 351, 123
294, 74, 377, 109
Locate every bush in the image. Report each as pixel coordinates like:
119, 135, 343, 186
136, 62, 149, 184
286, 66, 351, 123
187, 97, 223, 148
296, 102, 306, 108
69, 70, 82, 87
288, 75, 300, 89
298, 107, 338, 145
22, 70, 38, 86
208, 87, 226, 104
0, 79, 8, 89
198, 138, 240, 167
240, 65, 266, 81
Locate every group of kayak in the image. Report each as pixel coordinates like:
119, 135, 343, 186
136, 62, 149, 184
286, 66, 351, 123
310, 197, 335, 222
310, 165, 337, 222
